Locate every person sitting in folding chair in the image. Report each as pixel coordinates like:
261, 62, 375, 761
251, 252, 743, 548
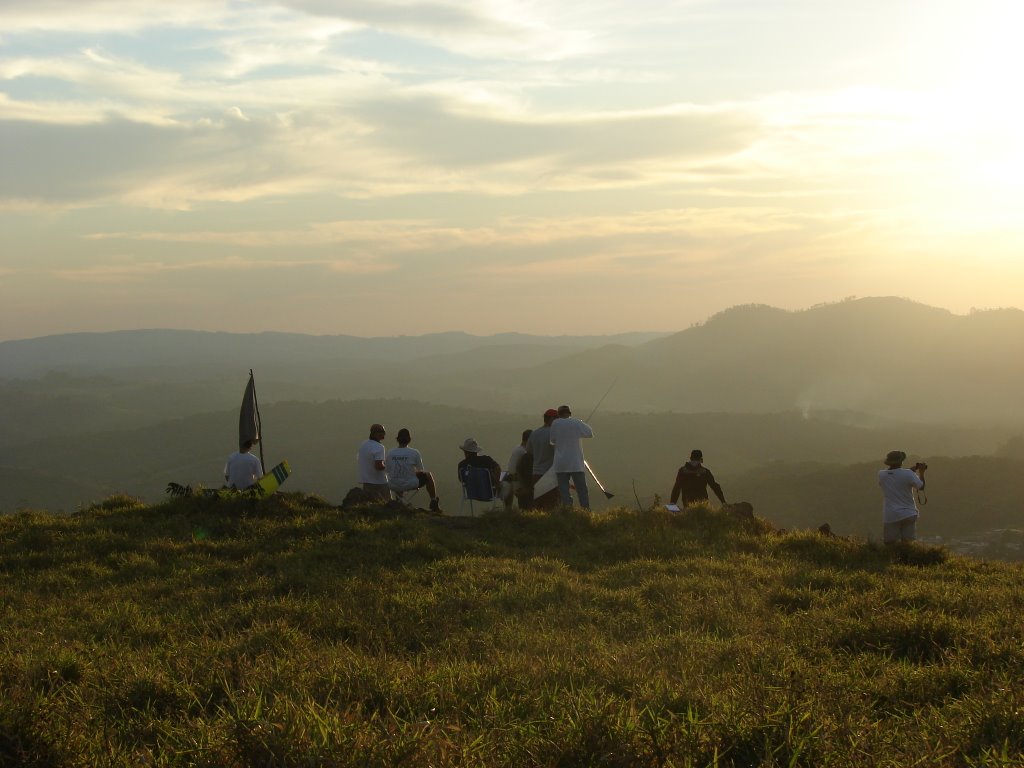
457, 437, 501, 514
386, 428, 441, 513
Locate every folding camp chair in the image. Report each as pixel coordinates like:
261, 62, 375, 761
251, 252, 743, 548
459, 465, 500, 516
392, 486, 422, 508
386, 452, 423, 508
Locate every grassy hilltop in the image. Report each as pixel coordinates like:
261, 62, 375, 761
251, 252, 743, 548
1, 495, 1023, 767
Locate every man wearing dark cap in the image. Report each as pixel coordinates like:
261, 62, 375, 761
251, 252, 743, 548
670, 449, 727, 508
878, 450, 927, 543
527, 408, 560, 509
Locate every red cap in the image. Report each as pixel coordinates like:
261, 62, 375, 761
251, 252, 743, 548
544, 408, 558, 418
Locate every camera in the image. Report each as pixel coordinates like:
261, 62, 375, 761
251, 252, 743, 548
912, 462, 928, 471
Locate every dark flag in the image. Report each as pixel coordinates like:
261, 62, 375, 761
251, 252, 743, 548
239, 370, 264, 472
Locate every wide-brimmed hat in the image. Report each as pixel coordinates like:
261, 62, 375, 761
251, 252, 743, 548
885, 450, 906, 466
459, 438, 482, 453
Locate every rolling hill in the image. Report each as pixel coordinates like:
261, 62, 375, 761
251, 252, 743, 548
4, 297, 1020, 424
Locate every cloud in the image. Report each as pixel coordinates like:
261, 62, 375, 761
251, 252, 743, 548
85, 207, 799, 247
51, 255, 393, 283
361, 96, 757, 166
0, 118, 192, 203
0, 0, 592, 70
78, 206, 832, 287
0, 87, 765, 210
0, 0, 233, 34
0, 45, 390, 123
0, 0, 773, 212
0, 108, 380, 208
280, 0, 597, 60
83, 219, 457, 250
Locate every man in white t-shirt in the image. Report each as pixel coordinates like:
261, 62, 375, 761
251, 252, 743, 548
877, 450, 927, 543
357, 423, 390, 502
386, 427, 441, 512
549, 404, 594, 509
224, 439, 263, 490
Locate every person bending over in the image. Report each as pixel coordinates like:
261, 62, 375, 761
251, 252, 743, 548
670, 449, 726, 507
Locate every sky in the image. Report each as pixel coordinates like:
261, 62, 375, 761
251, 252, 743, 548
2, 0, 1023, 341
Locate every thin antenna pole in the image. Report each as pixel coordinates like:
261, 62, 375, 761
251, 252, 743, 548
250, 369, 265, 474
586, 379, 617, 422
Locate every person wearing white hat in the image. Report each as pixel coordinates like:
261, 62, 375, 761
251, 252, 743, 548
457, 437, 501, 492
878, 450, 927, 543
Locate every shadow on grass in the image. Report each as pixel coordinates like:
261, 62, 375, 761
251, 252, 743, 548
3, 493, 952, 607
770, 530, 948, 571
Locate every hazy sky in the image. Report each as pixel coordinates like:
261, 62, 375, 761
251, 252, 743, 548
2, 0, 1023, 340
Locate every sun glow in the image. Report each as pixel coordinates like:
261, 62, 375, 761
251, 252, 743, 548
912, 1, 1024, 207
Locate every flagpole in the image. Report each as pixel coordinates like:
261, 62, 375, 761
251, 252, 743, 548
250, 369, 265, 474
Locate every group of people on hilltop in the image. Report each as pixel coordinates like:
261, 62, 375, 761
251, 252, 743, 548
351, 404, 598, 514
343, 404, 737, 516
223, 414, 929, 543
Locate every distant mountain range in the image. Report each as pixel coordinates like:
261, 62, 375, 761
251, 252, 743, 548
0, 329, 668, 378
481, 296, 1024, 424
3, 297, 1021, 424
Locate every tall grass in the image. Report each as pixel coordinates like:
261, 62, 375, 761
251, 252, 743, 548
1, 494, 1022, 766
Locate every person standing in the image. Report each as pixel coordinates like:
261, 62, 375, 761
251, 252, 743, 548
386, 427, 441, 512
357, 423, 390, 502
527, 409, 559, 509
878, 450, 927, 543
549, 404, 594, 509
224, 439, 263, 490
501, 429, 532, 511
670, 449, 726, 508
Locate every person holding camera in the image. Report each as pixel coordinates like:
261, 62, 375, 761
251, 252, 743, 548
878, 450, 927, 543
